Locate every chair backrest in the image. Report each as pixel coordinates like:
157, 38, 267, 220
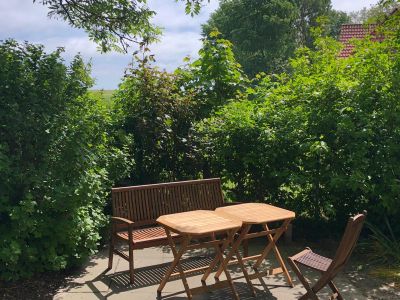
315, 211, 366, 291
111, 178, 225, 227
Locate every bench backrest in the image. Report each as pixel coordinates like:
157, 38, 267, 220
112, 178, 225, 227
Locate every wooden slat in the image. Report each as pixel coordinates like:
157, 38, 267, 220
112, 178, 221, 192
155, 188, 163, 218
126, 190, 133, 221
208, 182, 216, 209
128, 190, 134, 221
116, 192, 121, 217
162, 187, 168, 215
196, 183, 203, 209
208, 183, 216, 209
142, 188, 150, 222
111, 178, 226, 224
228, 254, 262, 265
117, 191, 124, 219
120, 192, 127, 218
176, 185, 184, 212
116, 227, 179, 242
157, 210, 241, 236
248, 267, 283, 280
137, 189, 145, 221
159, 188, 166, 216
111, 191, 117, 216
198, 183, 206, 210
113, 249, 130, 261
215, 203, 295, 224
141, 189, 148, 221
207, 183, 214, 210
182, 184, 189, 211
217, 179, 225, 208
170, 263, 215, 277
188, 183, 197, 210
242, 230, 276, 240
175, 185, 180, 212
165, 187, 172, 215
152, 188, 160, 220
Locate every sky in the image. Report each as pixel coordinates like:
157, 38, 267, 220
0, 0, 378, 89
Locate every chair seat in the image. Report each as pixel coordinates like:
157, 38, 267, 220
293, 249, 332, 272
116, 226, 179, 244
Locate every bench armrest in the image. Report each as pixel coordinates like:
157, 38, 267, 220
111, 216, 134, 225
110, 217, 136, 243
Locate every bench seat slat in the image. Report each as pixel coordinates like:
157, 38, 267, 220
116, 226, 179, 244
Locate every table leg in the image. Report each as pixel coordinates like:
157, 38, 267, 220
253, 219, 294, 287
200, 231, 232, 284
210, 231, 240, 300
212, 225, 256, 296
234, 245, 256, 296
214, 224, 252, 280
157, 231, 192, 299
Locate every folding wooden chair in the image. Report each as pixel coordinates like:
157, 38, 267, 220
288, 212, 366, 300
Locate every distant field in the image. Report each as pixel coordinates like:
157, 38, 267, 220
89, 90, 115, 107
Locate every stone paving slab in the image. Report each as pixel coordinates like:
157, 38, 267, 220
53, 240, 394, 300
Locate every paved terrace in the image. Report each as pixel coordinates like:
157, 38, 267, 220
54, 240, 399, 300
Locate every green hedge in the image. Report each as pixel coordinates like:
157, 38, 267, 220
199, 26, 400, 228
0, 40, 131, 280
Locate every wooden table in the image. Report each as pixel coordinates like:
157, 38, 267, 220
156, 210, 243, 300
209, 203, 296, 294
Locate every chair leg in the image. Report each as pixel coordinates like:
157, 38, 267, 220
287, 257, 319, 300
328, 280, 343, 300
129, 242, 134, 284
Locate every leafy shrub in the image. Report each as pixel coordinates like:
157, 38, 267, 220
176, 30, 248, 118
0, 40, 131, 280
113, 33, 248, 184
113, 56, 201, 183
198, 22, 400, 229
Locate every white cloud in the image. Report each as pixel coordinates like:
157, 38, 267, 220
0, 0, 381, 89
150, 31, 202, 68
146, 0, 219, 71
331, 0, 379, 12
0, 0, 69, 37
150, 0, 219, 31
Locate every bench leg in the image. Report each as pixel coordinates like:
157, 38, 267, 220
108, 236, 114, 271
129, 241, 134, 284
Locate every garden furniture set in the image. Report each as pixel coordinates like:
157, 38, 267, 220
106, 178, 366, 299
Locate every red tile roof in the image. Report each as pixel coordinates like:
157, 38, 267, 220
338, 24, 382, 58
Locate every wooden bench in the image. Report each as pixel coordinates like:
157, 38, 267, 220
106, 178, 232, 283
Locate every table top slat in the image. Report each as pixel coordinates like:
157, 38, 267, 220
157, 210, 241, 236
215, 203, 295, 224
